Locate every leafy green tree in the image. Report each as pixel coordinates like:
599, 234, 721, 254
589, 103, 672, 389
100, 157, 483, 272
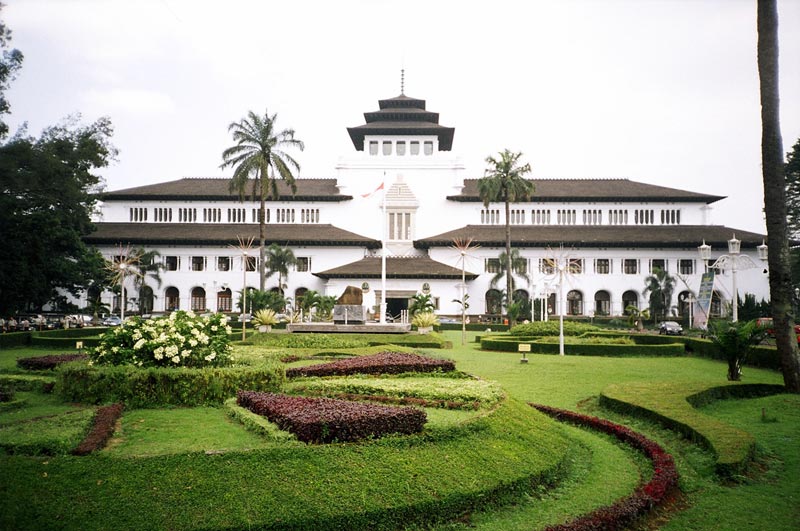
758, 0, 800, 392
237, 288, 286, 314
0, 117, 116, 315
642, 268, 675, 323
737, 293, 770, 322
708, 319, 768, 381
784, 139, 800, 238
478, 150, 533, 322
220, 110, 304, 291
265, 243, 297, 294
0, 2, 24, 140
131, 248, 164, 315
489, 249, 531, 294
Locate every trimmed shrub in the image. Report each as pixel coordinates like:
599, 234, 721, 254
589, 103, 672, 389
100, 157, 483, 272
72, 403, 124, 455
90, 311, 233, 368
237, 391, 427, 443
509, 321, 601, 337
286, 352, 455, 378
533, 404, 678, 531
0, 331, 31, 349
56, 362, 285, 408
0, 374, 56, 392
683, 337, 781, 370
17, 354, 89, 371
223, 398, 298, 442
480, 335, 685, 356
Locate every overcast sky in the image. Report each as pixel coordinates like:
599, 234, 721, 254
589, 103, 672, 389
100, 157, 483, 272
5, 0, 800, 234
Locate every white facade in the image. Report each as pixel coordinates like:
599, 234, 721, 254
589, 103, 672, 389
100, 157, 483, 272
84, 92, 770, 322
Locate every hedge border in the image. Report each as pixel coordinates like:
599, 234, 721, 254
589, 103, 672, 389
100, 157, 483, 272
532, 404, 678, 531
480, 336, 685, 356
599, 382, 786, 476
223, 397, 299, 442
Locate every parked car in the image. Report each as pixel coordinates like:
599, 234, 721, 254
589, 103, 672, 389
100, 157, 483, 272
756, 317, 800, 343
659, 321, 683, 335
102, 315, 122, 326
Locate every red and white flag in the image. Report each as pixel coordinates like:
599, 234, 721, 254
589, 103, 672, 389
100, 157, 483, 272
360, 181, 384, 198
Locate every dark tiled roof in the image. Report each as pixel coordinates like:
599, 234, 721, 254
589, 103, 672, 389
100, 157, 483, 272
347, 94, 454, 151
415, 225, 766, 250
314, 256, 478, 280
101, 178, 350, 202
85, 223, 380, 248
448, 178, 724, 203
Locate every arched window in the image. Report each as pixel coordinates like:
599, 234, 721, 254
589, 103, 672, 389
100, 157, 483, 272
513, 289, 531, 321
567, 290, 583, 316
677, 291, 692, 318
294, 287, 308, 312
594, 290, 611, 316
485, 289, 503, 315
191, 287, 206, 312
622, 290, 639, 314
139, 286, 154, 315
165, 287, 180, 311
217, 288, 232, 313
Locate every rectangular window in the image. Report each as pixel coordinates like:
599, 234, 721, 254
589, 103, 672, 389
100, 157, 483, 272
217, 257, 230, 271
191, 256, 205, 272
165, 256, 180, 271
568, 258, 583, 274
485, 258, 501, 274
382, 141, 392, 155
396, 141, 406, 155
623, 259, 639, 275
410, 141, 420, 155
423, 141, 433, 155
539, 258, 555, 275
369, 141, 378, 155
594, 258, 610, 274
650, 259, 667, 273
513, 258, 529, 275
296, 257, 310, 272
245, 256, 257, 272
679, 259, 694, 275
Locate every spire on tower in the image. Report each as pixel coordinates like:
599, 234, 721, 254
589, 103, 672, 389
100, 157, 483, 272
400, 68, 405, 95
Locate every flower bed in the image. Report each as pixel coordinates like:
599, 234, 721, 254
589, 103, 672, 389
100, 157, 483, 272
285, 352, 455, 378
237, 391, 426, 443
17, 354, 89, 371
532, 404, 678, 531
72, 403, 124, 455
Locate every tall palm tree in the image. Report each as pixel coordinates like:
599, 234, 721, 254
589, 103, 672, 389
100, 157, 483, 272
489, 249, 531, 294
478, 150, 533, 321
758, 0, 800, 392
131, 248, 163, 315
220, 109, 304, 291
265, 243, 297, 294
642, 267, 675, 324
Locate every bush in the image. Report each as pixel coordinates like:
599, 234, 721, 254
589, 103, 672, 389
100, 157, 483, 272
17, 354, 89, 371
72, 403, 124, 455
56, 362, 285, 408
286, 352, 455, 378
237, 391, 427, 443
90, 311, 233, 368
480, 335, 685, 356
0, 331, 31, 349
509, 321, 601, 337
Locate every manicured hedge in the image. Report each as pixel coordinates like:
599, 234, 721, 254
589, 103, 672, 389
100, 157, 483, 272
683, 337, 781, 370
56, 362, 285, 408
0, 332, 31, 349
17, 354, 89, 371
72, 403, 124, 456
237, 391, 427, 443
599, 381, 786, 476
0, 374, 56, 392
286, 352, 455, 378
480, 336, 685, 356
532, 404, 678, 531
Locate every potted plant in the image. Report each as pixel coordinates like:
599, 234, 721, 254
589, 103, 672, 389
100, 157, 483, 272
252, 309, 278, 333
412, 312, 439, 334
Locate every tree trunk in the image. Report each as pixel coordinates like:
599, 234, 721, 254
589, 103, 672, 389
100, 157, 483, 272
758, 0, 800, 391
259, 180, 266, 292
505, 197, 513, 326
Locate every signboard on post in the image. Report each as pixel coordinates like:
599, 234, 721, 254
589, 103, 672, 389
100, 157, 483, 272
694, 271, 715, 330
518, 343, 531, 363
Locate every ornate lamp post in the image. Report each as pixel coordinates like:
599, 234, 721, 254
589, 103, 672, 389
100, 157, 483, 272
698, 235, 768, 322
119, 262, 128, 322
230, 236, 255, 341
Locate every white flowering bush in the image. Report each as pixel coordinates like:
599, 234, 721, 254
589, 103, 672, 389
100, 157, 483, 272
90, 311, 234, 368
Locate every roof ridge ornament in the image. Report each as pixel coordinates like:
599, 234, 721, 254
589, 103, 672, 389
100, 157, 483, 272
400, 68, 405, 96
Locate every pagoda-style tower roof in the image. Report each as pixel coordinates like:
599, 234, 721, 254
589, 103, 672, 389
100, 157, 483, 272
347, 94, 455, 151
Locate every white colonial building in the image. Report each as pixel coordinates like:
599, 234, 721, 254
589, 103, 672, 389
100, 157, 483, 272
85, 91, 770, 323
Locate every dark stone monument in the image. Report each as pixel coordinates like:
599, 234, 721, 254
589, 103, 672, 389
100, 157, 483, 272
334, 286, 365, 324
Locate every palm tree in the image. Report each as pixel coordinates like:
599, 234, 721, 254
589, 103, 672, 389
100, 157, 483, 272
131, 248, 163, 315
489, 249, 531, 293
478, 150, 533, 322
758, 0, 800, 392
642, 267, 675, 324
265, 243, 297, 294
220, 109, 304, 291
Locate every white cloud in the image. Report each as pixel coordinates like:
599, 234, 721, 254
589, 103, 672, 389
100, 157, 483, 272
80, 88, 176, 116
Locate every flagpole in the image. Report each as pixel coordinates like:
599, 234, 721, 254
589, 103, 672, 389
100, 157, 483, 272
380, 171, 387, 324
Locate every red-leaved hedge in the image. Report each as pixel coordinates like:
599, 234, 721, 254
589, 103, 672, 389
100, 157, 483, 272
237, 391, 426, 443
532, 404, 678, 531
285, 352, 455, 378
72, 403, 124, 456
17, 354, 89, 371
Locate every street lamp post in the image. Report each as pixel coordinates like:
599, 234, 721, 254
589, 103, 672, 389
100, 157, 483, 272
698, 235, 768, 322
119, 262, 128, 322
